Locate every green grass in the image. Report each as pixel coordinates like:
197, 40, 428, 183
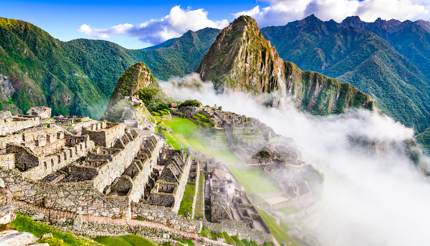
191, 112, 214, 127
178, 183, 196, 217
257, 209, 297, 246
10, 214, 99, 246
160, 117, 280, 194
160, 117, 296, 245
95, 235, 158, 246
199, 227, 269, 246
194, 171, 206, 220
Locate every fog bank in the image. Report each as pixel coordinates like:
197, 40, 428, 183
161, 76, 430, 246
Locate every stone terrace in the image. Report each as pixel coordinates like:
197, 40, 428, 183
143, 148, 193, 213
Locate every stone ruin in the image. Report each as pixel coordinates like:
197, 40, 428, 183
203, 160, 270, 235
0, 108, 194, 220
0, 178, 14, 225
0, 106, 276, 245
26, 106, 52, 119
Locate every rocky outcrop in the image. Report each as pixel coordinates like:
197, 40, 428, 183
105, 63, 156, 123
0, 177, 14, 225
285, 62, 374, 114
108, 62, 157, 106
197, 16, 285, 94
197, 15, 375, 114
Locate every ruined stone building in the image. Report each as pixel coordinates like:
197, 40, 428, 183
205, 163, 269, 234
0, 107, 193, 219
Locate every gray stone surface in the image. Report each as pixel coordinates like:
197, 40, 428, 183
0, 230, 38, 246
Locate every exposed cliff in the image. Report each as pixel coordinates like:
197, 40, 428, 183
197, 15, 374, 114
108, 62, 157, 104
197, 16, 285, 94
105, 62, 156, 123
285, 62, 374, 114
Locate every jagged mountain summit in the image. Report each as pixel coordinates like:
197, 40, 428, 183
198, 15, 374, 114
197, 16, 286, 94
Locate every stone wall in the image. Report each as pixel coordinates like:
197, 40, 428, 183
172, 153, 192, 213
15, 136, 96, 180
92, 130, 144, 193
203, 220, 273, 244
82, 122, 125, 148
0, 116, 40, 136
132, 202, 201, 233
0, 126, 63, 151
127, 138, 163, 203
191, 160, 201, 219
0, 169, 130, 218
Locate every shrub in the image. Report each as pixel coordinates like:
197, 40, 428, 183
179, 99, 202, 108
138, 87, 160, 105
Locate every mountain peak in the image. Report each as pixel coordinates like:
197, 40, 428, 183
304, 14, 322, 22
228, 15, 260, 34
197, 15, 285, 93
232, 15, 258, 26
108, 62, 157, 105
342, 16, 364, 28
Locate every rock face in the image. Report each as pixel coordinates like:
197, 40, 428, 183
197, 16, 285, 94
105, 63, 156, 123
108, 62, 157, 105
0, 177, 15, 225
197, 15, 374, 114
285, 62, 374, 114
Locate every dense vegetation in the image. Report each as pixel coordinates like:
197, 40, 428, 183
0, 17, 218, 117
130, 28, 219, 80
261, 15, 430, 132
3, 14, 430, 135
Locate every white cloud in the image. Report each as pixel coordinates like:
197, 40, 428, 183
161, 74, 430, 246
77, 23, 133, 39
78, 5, 228, 45
236, 0, 430, 26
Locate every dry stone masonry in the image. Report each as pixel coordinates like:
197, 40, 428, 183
0, 107, 204, 237
0, 104, 276, 245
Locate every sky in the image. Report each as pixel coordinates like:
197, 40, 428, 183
1, 0, 429, 49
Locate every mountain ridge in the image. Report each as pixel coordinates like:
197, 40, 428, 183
261, 15, 430, 131
197, 15, 374, 114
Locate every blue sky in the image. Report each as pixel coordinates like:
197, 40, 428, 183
1, 0, 429, 49
0, 0, 259, 48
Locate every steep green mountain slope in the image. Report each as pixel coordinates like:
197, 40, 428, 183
0, 17, 217, 117
0, 18, 107, 117
261, 15, 430, 131
63, 39, 136, 96
197, 16, 286, 94
130, 28, 219, 80
417, 128, 430, 153
198, 16, 374, 114
108, 62, 157, 105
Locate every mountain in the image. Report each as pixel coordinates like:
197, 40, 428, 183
130, 28, 219, 80
261, 15, 430, 131
417, 128, 430, 153
104, 62, 156, 123
198, 15, 374, 114
0, 18, 114, 117
0, 17, 218, 117
198, 16, 285, 94
107, 62, 157, 105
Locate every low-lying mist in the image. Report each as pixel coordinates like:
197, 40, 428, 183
161, 74, 430, 246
